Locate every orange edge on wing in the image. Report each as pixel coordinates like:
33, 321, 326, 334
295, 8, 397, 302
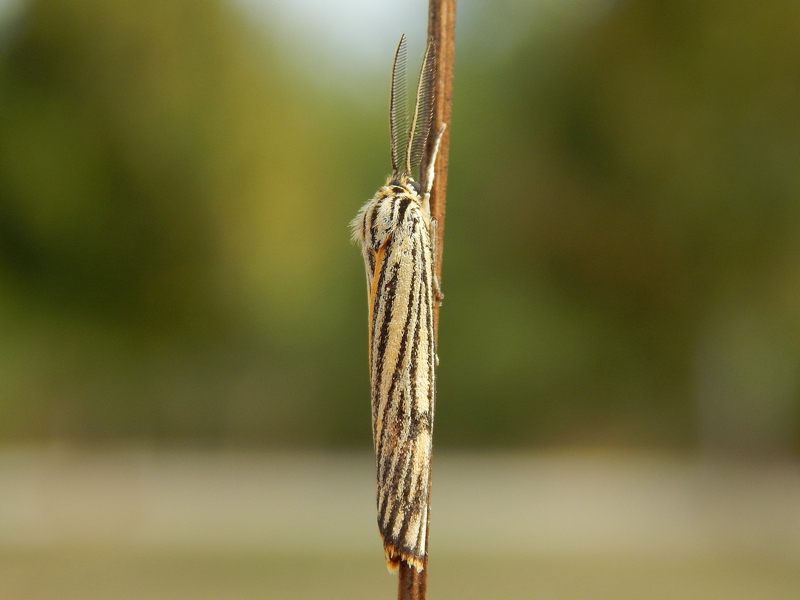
384, 541, 425, 573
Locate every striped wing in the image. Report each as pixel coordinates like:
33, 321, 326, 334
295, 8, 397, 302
355, 190, 436, 572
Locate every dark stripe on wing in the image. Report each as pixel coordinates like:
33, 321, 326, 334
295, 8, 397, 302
378, 214, 430, 558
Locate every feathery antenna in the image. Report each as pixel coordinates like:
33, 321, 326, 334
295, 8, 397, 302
406, 39, 436, 174
390, 35, 408, 175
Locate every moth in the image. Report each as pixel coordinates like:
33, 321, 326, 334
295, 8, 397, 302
350, 34, 443, 572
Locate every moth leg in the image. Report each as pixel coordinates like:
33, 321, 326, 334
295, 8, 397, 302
423, 124, 446, 196
424, 123, 446, 305
430, 217, 444, 305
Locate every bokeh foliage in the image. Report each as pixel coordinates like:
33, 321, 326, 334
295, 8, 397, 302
1, 0, 799, 451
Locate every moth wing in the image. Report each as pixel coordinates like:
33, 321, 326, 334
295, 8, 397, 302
369, 200, 435, 572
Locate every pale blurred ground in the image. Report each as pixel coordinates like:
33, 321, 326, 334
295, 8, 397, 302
0, 448, 799, 599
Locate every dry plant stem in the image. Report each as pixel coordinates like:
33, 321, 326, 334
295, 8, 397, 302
422, 0, 456, 338
398, 563, 427, 600
398, 0, 455, 598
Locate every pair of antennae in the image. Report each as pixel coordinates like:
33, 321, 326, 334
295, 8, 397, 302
390, 34, 436, 178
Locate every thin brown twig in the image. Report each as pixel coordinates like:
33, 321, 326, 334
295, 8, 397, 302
398, 0, 456, 598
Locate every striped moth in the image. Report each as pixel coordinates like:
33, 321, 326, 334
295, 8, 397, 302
350, 34, 442, 572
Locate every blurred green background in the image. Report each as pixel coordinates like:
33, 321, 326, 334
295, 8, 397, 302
1, 0, 799, 456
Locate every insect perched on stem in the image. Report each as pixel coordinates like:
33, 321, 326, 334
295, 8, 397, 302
350, 34, 443, 573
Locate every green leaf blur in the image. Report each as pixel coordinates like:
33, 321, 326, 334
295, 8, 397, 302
1, 0, 799, 454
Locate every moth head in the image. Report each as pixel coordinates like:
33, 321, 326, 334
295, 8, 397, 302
386, 173, 421, 197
